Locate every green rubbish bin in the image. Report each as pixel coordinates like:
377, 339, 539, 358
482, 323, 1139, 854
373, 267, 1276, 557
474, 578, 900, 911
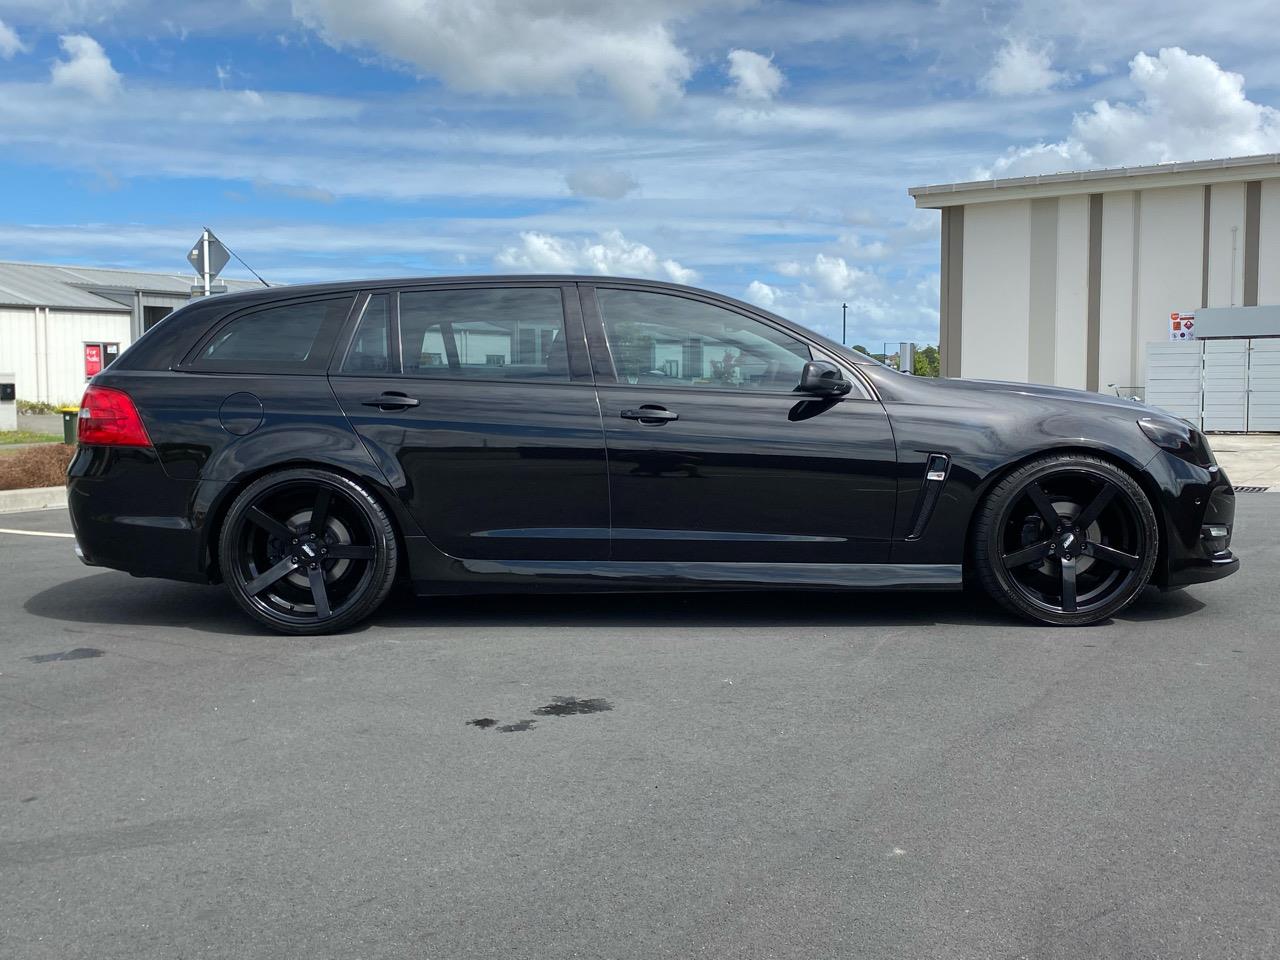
60, 406, 79, 445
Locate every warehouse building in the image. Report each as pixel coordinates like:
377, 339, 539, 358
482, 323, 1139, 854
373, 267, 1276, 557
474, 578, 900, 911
0, 261, 261, 406
909, 154, 1280, 403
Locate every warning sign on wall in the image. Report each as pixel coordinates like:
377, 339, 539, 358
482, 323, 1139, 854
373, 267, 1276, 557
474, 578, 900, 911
1169, 313, 1197, 342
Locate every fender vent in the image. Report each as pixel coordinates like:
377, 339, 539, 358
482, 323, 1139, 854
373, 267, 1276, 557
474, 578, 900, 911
905, 454, 951, 541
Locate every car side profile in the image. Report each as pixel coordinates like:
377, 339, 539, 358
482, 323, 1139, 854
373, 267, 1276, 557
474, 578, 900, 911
68, 276, 1238, 634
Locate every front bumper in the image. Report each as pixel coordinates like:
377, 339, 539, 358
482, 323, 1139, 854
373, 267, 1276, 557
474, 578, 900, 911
1155, 456, 1240, 589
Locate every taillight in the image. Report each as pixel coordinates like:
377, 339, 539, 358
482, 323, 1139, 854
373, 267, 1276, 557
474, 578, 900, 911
78, 385, 152, 447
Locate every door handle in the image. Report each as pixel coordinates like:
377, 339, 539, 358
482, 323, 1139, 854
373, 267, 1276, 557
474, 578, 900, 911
621, 406, 678, 424
361, 392, 420, 410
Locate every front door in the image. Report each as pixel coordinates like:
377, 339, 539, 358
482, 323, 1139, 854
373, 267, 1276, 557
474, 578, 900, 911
582, 285, 897, 562
330, 283, 610, 560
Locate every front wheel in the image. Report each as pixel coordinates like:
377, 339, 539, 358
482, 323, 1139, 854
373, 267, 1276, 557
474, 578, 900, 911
972, 455, 1158, 626
218, 468, 398, 635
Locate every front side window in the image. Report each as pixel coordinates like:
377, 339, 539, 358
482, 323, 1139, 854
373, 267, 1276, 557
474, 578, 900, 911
596, 288, 811, 392
194, 296, 354, 371
399, 287, 568, 381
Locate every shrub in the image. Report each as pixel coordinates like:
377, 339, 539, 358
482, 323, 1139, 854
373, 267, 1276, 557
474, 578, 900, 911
18, 400, 61, 416
0, 444, 75, 490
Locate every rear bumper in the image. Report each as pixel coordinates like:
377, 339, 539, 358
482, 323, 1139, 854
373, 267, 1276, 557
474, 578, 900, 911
67, 445, 213, 583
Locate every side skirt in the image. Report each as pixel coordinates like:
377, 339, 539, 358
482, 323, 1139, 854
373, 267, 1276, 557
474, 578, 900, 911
404, 538, 962, 595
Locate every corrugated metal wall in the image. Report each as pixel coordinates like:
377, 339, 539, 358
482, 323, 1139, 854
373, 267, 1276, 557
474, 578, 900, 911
0, 307, 131, 405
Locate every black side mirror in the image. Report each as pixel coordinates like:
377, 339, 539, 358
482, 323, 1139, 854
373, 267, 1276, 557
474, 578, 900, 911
797, 360, 852, 397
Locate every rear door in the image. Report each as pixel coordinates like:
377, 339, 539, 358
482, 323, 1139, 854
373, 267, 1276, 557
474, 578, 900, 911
581, 284, 897, 563
329, 282, 610, 560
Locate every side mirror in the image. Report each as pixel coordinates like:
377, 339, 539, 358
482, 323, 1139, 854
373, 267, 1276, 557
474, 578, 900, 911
797, 360, 853, 397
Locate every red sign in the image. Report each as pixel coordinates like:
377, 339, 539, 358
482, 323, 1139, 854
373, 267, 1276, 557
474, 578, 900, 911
84, 344, 103, 378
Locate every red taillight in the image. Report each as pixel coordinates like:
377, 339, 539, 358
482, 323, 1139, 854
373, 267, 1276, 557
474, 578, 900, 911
77, 385, 152, 447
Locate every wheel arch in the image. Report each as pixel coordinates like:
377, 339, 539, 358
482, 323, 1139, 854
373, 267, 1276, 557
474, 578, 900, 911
961, 443, 1169, 586
199, 458, 414, 584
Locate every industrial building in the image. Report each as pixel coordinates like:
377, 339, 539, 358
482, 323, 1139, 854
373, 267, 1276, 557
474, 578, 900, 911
0, 261, 260, 406
910, 154, 1280, 428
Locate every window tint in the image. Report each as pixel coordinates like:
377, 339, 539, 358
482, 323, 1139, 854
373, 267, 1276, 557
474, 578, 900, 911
596, 289, 810, 392
195, 297, 354, 370
341, 294, 391, 374
399, 288, 568, 381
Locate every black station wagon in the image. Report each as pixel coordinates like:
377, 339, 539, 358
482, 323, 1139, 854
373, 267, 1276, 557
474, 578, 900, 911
68, 276, 1238, 633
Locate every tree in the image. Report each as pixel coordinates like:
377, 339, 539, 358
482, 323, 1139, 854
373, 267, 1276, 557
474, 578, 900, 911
913, 344, 940, 377
851, 343, 870, 355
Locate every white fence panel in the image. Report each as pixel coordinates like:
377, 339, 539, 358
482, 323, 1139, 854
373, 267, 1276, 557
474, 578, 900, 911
1202, 340, 1249, 432
1145, 342, 1203, 426
1247, 339, 1280, 432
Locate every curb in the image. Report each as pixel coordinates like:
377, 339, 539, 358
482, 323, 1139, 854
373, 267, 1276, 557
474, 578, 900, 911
0, 485, 67, 514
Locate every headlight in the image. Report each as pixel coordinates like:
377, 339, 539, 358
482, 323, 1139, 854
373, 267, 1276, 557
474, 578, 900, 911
1138, 417, 1216, 468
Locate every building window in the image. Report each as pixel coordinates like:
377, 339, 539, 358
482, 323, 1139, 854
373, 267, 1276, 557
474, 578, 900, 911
143, 306, 173, 331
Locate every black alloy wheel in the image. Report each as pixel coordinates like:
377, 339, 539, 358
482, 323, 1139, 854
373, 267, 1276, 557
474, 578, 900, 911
974, 455, 1159, 626
219, 468, 397, 634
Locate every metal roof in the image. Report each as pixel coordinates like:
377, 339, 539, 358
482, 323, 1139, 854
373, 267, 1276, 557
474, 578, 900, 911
0, 260, 263, 311
910, 153, 1280, 207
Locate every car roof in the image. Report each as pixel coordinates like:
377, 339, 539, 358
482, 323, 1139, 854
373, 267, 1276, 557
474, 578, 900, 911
204, 274, 706, 312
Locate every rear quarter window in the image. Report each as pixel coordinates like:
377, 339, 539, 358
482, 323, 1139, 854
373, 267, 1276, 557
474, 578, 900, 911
185, 296, 355, 373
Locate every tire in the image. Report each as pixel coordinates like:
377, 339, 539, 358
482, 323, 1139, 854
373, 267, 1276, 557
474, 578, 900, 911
972, 454, 1158, 626
218, 468, 398, 635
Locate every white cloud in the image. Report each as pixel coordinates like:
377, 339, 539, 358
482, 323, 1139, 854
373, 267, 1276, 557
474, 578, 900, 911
497, 229, 698, 284
744, 279, 778, 308
985, 47, 1280, 178
777, 253, 870, 299
565, 166, 639, 200
841, 233, 887, 260
290, 0, 702, 113
981, 38, 1064, 97
50, 34, 121, 101
0, 18, 24, 58
726, 49, 784, 101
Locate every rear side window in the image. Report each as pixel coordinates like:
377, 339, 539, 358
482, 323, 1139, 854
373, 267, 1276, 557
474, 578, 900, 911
189, 296, 354, 372
341, 294, 392, 374
399, 287, 568, 381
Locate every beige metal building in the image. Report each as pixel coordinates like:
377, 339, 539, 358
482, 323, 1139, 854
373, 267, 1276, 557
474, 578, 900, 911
0, 261, 260, 406
910, 154, 1280, 394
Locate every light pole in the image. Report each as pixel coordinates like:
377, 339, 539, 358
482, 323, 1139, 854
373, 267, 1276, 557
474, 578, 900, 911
841, 302, 847, 345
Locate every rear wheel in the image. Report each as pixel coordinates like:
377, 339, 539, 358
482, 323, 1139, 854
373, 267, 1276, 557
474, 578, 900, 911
219, 468, 397, 635
973, 455, 1158, 626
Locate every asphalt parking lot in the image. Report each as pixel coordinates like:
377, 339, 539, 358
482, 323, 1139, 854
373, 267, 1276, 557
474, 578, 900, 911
3, 498, 1279, 960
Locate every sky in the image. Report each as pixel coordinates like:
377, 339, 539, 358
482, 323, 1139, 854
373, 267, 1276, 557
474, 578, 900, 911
1, 1, 1280, 349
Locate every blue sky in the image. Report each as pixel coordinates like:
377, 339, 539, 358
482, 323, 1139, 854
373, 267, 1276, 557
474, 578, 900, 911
2, 1, 1280, 348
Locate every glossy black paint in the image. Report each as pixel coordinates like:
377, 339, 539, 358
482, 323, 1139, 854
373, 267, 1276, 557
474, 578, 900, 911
68, 275, 1238, 600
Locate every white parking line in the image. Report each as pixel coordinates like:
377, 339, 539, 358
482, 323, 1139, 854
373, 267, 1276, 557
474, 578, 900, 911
0, 528, 75, 539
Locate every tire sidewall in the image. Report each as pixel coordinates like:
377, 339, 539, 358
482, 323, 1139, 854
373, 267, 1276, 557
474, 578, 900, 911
978, 456, 1159, 626
218, 468, 397, 635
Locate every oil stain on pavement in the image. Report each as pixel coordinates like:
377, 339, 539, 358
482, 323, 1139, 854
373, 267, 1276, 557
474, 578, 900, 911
533, 696, 613, 717
467, 696, 613, 734
497, 720, 537, 733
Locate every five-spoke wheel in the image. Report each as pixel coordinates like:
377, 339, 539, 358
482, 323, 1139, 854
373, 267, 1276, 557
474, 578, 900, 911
218, 468, 398, 634
974, 455, 1158, 625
